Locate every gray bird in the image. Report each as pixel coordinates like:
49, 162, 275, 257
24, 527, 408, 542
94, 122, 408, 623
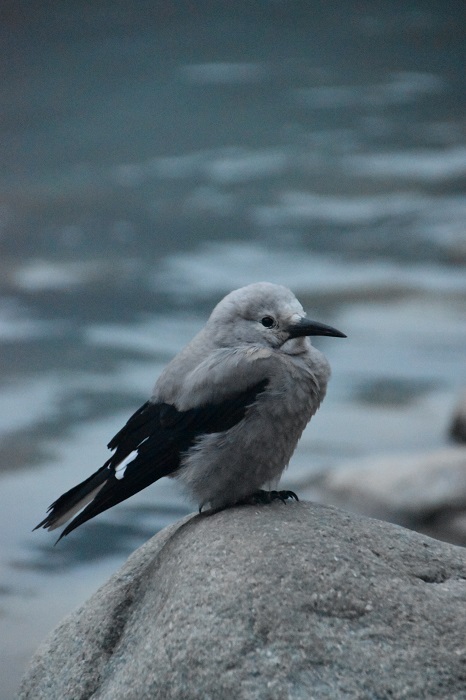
36, 282, 346, 540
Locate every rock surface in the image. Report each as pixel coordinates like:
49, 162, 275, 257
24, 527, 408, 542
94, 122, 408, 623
307, 447, 466, 545
19, 502, 466, 700
451, 390, 466, 444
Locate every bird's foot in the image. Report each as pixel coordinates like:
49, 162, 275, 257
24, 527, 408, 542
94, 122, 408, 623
198, 489, 299, 515
237, 489, 299, 506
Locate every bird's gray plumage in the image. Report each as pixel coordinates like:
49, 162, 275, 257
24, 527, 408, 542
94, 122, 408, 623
36, 282, 345, 539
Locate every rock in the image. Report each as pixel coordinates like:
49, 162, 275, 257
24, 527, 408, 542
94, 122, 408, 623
308, 447, 466, 544
19, 503, 466, 700
450, 391, 466, 443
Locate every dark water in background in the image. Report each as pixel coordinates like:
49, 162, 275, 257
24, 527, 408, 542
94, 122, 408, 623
1, 2, 465, 695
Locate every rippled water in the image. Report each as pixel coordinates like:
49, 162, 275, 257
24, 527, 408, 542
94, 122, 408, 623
1, 3, 465, 696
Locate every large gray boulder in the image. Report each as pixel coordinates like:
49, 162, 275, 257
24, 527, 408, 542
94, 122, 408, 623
308, 447, 466, 545
19, 502, 466, 700
451, 390, 466, 444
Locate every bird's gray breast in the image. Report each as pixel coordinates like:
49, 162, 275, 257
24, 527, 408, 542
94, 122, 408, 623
176, 347, 330, 508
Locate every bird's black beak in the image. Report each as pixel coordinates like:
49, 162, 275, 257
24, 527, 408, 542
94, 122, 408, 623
288, 317, 347, 339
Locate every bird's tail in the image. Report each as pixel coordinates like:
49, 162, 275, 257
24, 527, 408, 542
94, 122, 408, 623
34, 463, 111, 534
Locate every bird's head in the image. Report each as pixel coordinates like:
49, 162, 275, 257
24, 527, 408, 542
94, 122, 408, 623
208, 282, 346, 352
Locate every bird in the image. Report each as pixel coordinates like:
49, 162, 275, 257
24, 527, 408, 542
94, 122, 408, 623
35, 282, 346, 540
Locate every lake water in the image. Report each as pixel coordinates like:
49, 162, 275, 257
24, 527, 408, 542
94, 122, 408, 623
1, 3, 465, 696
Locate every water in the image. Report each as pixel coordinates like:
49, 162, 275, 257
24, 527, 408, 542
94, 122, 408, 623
1, 3, 465, 696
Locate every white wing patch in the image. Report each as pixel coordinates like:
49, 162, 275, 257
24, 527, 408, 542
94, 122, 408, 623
114, 437, 149, 480
114, 450, 138, 480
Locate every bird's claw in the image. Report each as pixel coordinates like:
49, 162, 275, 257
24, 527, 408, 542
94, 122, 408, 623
237, 489, 299, 506
198, 489, 299, 515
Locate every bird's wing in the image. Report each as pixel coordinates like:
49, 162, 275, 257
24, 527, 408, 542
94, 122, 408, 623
166, 345, 276, 409
37, 377, 269, 539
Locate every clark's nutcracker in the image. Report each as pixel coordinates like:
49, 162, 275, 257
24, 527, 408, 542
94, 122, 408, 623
36, 282, 346, 539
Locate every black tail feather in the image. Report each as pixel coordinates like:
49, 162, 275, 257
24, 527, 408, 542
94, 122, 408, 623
55, 454, 177, 539
34, 463, 111, 532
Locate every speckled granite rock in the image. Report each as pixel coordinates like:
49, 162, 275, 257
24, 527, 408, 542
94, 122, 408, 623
19, 502, 466, 700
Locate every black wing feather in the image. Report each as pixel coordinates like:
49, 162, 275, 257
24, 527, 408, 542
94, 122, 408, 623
41, 378, 269, 539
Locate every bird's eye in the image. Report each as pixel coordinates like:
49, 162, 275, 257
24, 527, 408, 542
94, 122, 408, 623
261, 316, 276, 328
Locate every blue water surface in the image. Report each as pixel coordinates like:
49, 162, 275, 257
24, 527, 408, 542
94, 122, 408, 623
1, 3, 465, 696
